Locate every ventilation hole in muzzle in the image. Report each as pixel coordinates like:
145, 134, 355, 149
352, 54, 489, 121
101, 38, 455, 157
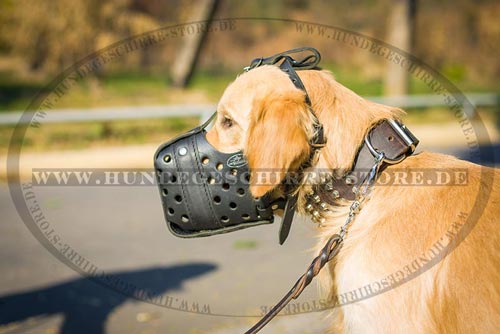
237, 188, 245, 195
163, 155, 171, 163
174, 195, 182, 203
156, 169, 162, 176
230, 169, 238, 176
222, 183, 230, 190
216, 163, 223, 170
181, 215, 189, 223
208, 177, 215, 184
242, 214, 250, 220
162, 189, 168, 196
168, 208, 174, 215
170, 174, 177, 183
221, 216, 229, 223
213, 196, 221, 204
202, 157, 210, 165
245, 174, 251, 182
229, 202, 237, 209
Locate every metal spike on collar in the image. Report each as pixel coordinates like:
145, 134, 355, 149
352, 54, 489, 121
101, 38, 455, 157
325, 182, 334, 191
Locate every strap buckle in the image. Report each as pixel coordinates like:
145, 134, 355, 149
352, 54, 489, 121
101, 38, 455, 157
365, 119, 419, 165
309, 123, 327, 149
387, 119, 419, 153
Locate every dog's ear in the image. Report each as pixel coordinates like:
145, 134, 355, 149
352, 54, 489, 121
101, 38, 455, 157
245, 90, 311, 197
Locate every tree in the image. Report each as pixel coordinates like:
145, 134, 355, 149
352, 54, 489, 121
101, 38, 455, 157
384, 0, 416, 96
170, 0, 219, 87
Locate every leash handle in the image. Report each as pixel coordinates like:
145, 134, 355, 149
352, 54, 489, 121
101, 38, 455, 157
244, 234, 343, 334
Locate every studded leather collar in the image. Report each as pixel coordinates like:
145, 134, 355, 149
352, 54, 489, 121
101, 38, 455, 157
304, 118, 419, 225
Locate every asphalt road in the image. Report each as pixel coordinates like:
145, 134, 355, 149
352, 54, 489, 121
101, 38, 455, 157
0, 182, 329, 334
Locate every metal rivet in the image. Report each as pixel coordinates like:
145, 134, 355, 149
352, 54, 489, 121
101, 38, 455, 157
305, 204, 314, 211
332, 190, 340, 198
345, 177, 354, 185
352, 186, 358, 194
313, 195, 321, 203
320, 202, 328, 211
312, 210, 320, 217
178, 147, 187, 156
325, 183, 333, 191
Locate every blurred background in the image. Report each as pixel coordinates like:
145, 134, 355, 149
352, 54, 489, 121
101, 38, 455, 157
0, 0, 499, 333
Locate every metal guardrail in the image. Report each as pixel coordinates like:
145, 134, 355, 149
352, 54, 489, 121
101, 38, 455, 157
0, 104, 216, 125
0, 93, 498, 125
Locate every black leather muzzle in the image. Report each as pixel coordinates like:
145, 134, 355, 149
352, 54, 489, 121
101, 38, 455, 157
154, 115, 277, 238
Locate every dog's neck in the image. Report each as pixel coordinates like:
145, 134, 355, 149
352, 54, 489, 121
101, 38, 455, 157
297, 118, 418, 225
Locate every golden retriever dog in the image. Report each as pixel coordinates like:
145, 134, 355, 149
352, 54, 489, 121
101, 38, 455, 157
206, 64, 500, 333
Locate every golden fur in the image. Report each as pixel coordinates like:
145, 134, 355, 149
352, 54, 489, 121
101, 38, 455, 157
206, 65, 500, 333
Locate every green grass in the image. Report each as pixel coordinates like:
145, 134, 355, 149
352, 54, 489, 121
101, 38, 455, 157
0, 70, 233, 111
1, 117, 199, 154
189, 70, 236, 98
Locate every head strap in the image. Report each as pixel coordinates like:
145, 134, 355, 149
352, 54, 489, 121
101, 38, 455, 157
244, 47, 326, 244
244, 47, 321, 72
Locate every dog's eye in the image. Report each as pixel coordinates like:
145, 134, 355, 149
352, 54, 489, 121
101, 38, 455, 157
221, 116, 233, 129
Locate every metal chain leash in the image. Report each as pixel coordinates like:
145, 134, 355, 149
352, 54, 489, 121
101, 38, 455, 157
339, 151, 385, 239
244, 152, 386, 334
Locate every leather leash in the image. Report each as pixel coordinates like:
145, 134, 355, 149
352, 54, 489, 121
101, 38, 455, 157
244, 233, 343, 334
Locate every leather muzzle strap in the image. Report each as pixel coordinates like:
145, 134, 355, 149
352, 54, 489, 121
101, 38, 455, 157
244, 47, 326, 245
277, 57, 326, 245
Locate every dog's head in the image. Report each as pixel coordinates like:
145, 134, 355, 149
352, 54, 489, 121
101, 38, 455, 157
206, 65, 402, 199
